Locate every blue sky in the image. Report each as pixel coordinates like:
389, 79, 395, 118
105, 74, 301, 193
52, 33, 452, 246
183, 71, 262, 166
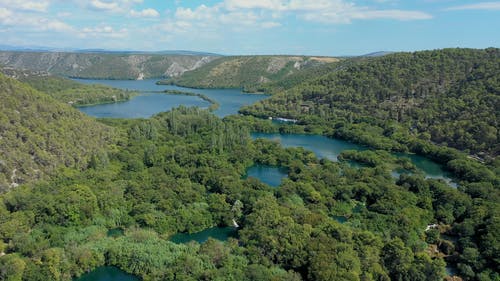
0, 0, 499, 55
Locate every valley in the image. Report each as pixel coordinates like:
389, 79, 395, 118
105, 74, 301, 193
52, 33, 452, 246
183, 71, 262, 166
0, 48, 498, 281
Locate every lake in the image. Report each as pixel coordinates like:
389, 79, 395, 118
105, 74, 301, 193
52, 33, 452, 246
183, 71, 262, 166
245, 165, 288, 187
251, 133, 366, 161
75, 266, 138, 281
74, 80, 455, 185
170, 227, 238, 244
251, 133, 455, 184
75, 79, 268, 118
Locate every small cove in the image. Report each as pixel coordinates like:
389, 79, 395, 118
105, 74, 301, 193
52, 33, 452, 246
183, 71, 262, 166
75, 266, 138, 281
251, 133, 455, 185
244, 165, 288, 187
169, 227, 238, 244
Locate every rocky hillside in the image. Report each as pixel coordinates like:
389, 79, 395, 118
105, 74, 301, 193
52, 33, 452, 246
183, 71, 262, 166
0, 73, 116, 191
0, 51, 219, 79
163, 56, 340, 90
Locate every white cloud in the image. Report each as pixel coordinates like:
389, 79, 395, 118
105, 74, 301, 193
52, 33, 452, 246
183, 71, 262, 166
0, 7, 74, 32
353, 9, 433, 20
175, 5, 220, 21
446, 2, 500, 11
38, 19, 74, 32
81, 25, 128, 38
167, 0, 432, 33
224, 0, 286, 11
88, 0, 120, 11
130, 8, 160, 17
0, 7, 12, 21
0, 0, 50, 12
306, 8, 432, 23
57, 12, 73, 17
261, 21, 281, 28
80, 0, 148, 13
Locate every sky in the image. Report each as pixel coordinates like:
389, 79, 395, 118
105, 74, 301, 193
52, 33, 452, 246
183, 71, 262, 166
0, 0, 499, 56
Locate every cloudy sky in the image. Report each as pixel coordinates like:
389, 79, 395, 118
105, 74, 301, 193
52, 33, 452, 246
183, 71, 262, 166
0, 0, 499, 55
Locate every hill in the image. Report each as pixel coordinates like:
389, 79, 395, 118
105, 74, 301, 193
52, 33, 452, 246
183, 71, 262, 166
0, 51, 220, 79
0, 73, 116, 191
1, 67, 136, 106
162, 56, 340, 90
240, 48, 500, 157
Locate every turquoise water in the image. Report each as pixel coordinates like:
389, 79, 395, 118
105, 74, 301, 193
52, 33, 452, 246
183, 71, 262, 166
251, 133, 366, 161
245, 165, 288, 187
445, 265, 459, 277
170, 227, 238, 244
78, 92, 208, 118
334, 216, 348, 223
106, 228, 124, 238
73, 81, 454, 185
251, 133, 454, 184
75, 267, 138, 281
75, 79, 268, 117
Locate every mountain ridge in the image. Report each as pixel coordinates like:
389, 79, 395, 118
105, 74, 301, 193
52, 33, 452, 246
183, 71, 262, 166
0, 51, 219, 80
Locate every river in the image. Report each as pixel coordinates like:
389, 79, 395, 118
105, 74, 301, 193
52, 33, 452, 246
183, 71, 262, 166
74, 79, 455, 185
74, 79, 268, 118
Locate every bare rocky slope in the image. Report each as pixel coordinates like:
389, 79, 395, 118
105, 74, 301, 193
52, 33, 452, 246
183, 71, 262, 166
0, 51, 219, 80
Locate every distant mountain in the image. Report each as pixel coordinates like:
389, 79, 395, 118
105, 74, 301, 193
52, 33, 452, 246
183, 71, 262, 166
75, 49, 222, 56
360, 51, 395, 57
0, 51, 220, 79
0, 45, 222, 56
164, 55, 340, 90
0, 44, 72, 52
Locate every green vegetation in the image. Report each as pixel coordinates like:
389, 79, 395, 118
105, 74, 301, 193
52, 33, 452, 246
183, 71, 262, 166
18, 75, 136, 106
0, 104, 498, 280
241, 48, 500, 158
0, 48, 498, 281
254, 57, 362, 94
161, 56, 340, 91
0, 73, 116, 191
164, 89, 219, 111
1, 67, 137, 106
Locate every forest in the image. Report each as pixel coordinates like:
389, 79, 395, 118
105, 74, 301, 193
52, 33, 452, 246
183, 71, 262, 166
240, 48, 499, 158
0, 106, 498, 281
0, 73, 116, 191
0, 48, 498, 281
0, 68, 137, 106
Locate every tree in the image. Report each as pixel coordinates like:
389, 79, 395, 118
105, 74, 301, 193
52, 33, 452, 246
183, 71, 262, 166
0, 254, 26, 281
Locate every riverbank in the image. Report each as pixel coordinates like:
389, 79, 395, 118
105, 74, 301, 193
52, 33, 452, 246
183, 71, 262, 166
72, 94, 137, 107
163, 89, 220, 111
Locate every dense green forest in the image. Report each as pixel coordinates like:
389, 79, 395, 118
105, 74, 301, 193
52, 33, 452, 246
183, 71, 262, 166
0, 73, 116, 192
0, 49, 499, 281
1, 68, 137, 106
241, 48, 500, 157
0, 104, 498, 280
18, 75, 136, 106
161, 56, 339, 90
